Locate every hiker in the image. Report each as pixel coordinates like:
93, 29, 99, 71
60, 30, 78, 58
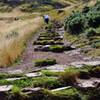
43, 15, 50, 24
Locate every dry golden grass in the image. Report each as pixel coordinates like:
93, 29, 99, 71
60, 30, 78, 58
58, 0, 75, 5
0, 14, 43, 67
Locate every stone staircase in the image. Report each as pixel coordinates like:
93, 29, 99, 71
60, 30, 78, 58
33, 26, 75, 53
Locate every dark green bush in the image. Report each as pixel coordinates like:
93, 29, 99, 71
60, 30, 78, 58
82, 6, 90, 13
34, 58, 56, 67
86, 11, 100, 28
85, 28, 97, 38
64, 1, 100, 34
64, 11, 85, 34
92, 1, 100, 12
91, 41, 100, 48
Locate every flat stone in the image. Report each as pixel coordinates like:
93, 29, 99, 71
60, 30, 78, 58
71, 63, 84, 68
43, 45, 51, 48
71, 61, 100, 68
70, 45, 76, 49
22, 87, 42, 93
73, 64, 83, 68
8, 69, 23, 74
83, 57, 93, 60
46, 64, 67, 72
79, 81, 95, 88
64, 49, 81, 56
5, 78, 21, 81
59, 36, 63, 39
25, 72, 42, 77
51, 86, 72, 92
77, 78, 100, 88
0, 85, 13, 92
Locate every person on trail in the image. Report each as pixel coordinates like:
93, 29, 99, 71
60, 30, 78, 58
43, 15, 50, 24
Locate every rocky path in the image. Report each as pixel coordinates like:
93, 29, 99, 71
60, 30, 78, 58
0, 23, 99, 96
0, 24, 100, 74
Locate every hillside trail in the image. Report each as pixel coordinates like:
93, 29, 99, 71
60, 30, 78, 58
0, 20, 99, 74
0, 0, 99, 74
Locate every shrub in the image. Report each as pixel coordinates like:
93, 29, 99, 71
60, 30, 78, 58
95, 1, 100, 9
64, 11, 85, 34
86, 11, 100, 28
11, 85, 21, 95
34, 58, 56, 67
82, 6, 90, 13
91, 41, 100, 48
85, 28, 97, 38
86, 2, 100, 27
10, 85, 27, 100
64, 2, 100, 34
60, 68, 80, 85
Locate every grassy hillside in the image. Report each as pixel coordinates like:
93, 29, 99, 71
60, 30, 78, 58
0, 14, 43, 66
64, 1, 100, 57
0, 0, 97, 66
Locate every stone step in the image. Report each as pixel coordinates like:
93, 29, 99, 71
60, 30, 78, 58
51, 86, 72, 92
77, 78, 100, 88
25, 72, 42, 78
7, 69, 23, 74
0, 85, 13, 92
22, 87, 42, 94
71, 61, 100, 68
46, 64, 67, 72
5, 78, 22, 81
22, 87, 42, 92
